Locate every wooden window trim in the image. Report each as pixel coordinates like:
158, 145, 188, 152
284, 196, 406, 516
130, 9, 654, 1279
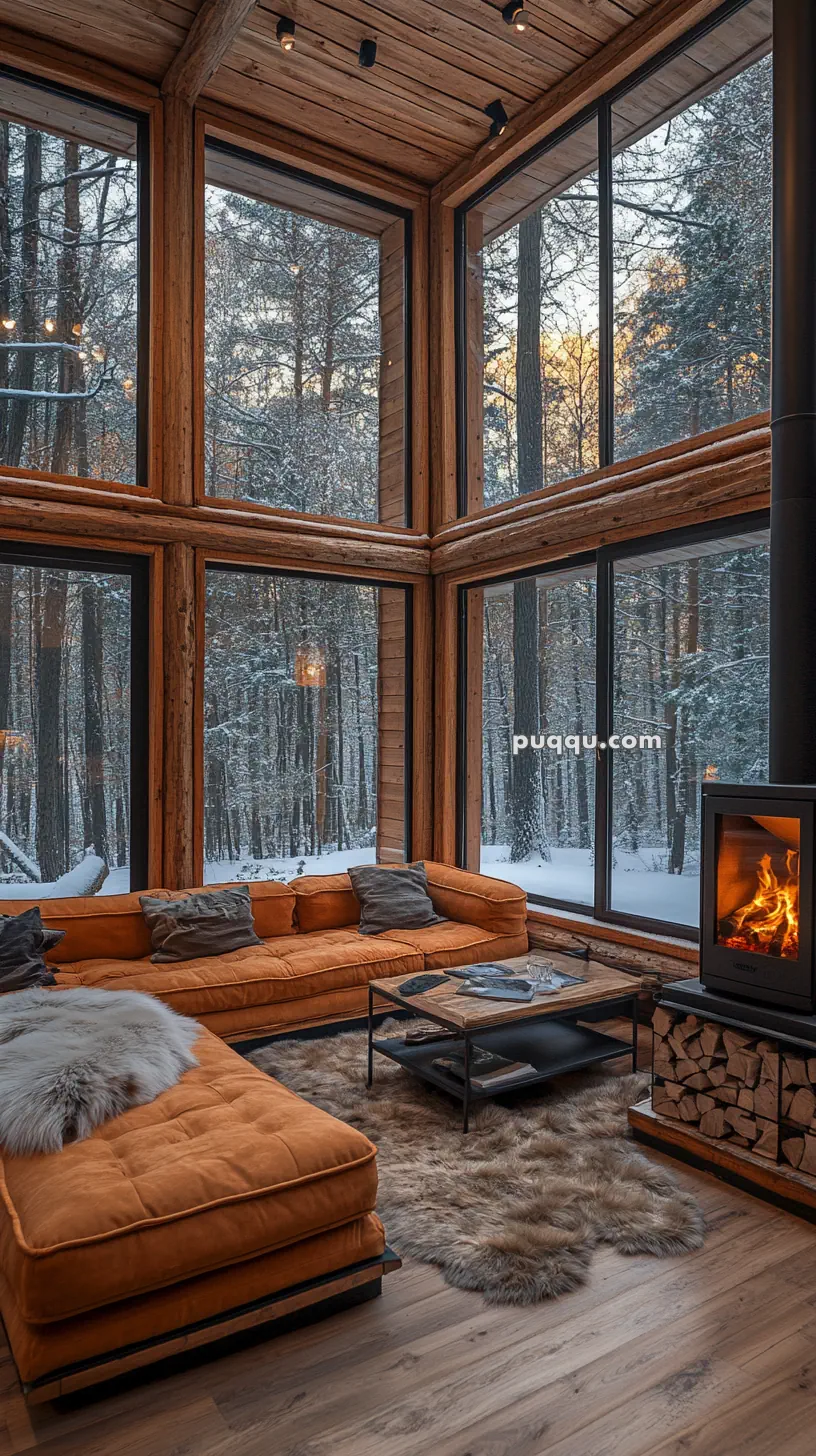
194, 116, 428, 533
0, 61, 162, 500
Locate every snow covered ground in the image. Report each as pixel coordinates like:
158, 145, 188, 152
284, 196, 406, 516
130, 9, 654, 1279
479, 844, 700, 927
0, 842, 698, 930
203, 847, 377, 885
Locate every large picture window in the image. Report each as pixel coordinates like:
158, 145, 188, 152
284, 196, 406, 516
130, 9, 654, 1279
0, 544, 149, 898
203, 568, 409, 883
456, 0, 772, 515
203, 143, 410, 525
0, 70, 147, 484
460, 517, 769, 936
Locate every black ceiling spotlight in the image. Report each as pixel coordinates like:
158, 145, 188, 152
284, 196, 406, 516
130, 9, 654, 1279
484, 99, 508, 139
276, 16, 295, 52
502, 2, 529, 31
359, 38, 377, 68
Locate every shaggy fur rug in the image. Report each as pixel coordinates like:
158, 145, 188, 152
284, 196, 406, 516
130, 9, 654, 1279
0, 987, 200, 1155
249, 1022, 705, 1305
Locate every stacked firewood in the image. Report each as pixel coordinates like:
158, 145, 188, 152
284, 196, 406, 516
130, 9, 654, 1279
778, 1051, 816, 1174
651, 1008, 779, 1160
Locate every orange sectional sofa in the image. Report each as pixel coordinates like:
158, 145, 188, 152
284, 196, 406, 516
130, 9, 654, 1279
0, 863, 527, 1399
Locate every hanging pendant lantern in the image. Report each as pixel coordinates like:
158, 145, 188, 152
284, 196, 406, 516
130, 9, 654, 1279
295, 645, 326, 687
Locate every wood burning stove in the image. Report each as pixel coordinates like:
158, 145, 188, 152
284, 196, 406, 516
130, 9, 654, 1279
701, 783, 816, 1013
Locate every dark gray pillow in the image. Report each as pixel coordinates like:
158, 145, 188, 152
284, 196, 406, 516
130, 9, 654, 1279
140, 886, 263, 964
0, 906, 62, 990
348, 863, 445, 937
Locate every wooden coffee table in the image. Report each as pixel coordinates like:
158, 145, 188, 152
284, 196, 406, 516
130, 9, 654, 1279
367, 953, 639, 1131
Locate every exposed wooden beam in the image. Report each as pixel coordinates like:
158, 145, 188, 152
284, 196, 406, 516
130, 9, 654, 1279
161, 0, 259, 104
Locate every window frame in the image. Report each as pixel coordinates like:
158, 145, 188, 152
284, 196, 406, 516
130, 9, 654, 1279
0, 538, 150, 891
456, 509, 770, 940
453, 0, 767, 518
199, 137, 414, 528
200, 561, 414, 880
0, 63, 152, 492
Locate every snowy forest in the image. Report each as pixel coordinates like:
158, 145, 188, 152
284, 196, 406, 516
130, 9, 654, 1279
0, 109, 139, 481
476, 46, 772, 924
203, 570, 389, 884
481, 53, 772, 505
203, 175, 384, 521
0, 563, 132, 897
479, 532, 770, 924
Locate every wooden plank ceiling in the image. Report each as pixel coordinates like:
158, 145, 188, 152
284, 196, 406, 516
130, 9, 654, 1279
0, 0, 664, 183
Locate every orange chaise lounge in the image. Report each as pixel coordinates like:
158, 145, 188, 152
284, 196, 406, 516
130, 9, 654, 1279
0, 863, 528, 1400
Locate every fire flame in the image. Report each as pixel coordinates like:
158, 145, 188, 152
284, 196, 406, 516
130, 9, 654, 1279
720, 849, 800, 960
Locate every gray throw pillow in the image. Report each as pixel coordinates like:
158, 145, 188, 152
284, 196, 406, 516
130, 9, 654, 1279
140, 886, 263, 963
0, 906, 62, 990
348, 863, 445, 936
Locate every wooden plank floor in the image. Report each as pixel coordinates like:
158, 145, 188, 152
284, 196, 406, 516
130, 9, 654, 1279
3, 1025, 816, 1455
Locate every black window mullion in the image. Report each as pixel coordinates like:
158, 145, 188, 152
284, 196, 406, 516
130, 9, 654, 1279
594, 550, 613, 916
598, 100, 614, 470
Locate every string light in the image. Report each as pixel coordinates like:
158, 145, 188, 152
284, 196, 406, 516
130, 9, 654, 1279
78, 351, 88, 361
43, 318, 55, 333
122, 377, 134, 391
92, 345, 106, 362
1, 319, 15, 331
71, 322, 82, 337
276, 16, 295, 51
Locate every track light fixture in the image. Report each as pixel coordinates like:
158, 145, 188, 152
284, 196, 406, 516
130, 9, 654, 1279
359, 38, 377, 68
502, 2, 529, 30
484, 99, 508, 139
276, 16, 295, 52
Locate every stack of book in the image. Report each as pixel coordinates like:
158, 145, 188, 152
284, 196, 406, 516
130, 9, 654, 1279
432, 1046, 536, 1091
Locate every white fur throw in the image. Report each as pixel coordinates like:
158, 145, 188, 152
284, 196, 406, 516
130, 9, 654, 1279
0, 987, 200, 1155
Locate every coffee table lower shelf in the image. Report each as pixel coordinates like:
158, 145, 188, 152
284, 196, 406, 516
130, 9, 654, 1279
370, 1019, 634, 1131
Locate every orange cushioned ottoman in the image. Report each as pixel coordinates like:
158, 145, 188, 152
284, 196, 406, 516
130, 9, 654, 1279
0, 1026, 388, 1395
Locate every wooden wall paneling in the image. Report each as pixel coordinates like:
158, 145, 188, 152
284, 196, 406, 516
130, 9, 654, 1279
0, 22, 161, 104
435, 0, 727, 207
162, 541, 197, 888
377, 587, 408, 862
162, 93, 195, 506
410, 573, 433, 860
0, 524, 166, 886
430, 199, 457, 532
434, 414, 769, 546
410, 195, 430, 537
463, 586, 483, 872
0, 488, 429, 574
464, 209, 484, 517
431, 418, 771, 582
147, 543, 165, 888
193, 109, 207, 509
433, 572, 458, 864
200, 104, 428, 211
192, 546, 207, 888
161, 0, 259, 105
378, 218, 407, 528
147, 95, 165, 498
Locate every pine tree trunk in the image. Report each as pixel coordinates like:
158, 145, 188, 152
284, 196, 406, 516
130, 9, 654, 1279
510, 211, 547, 862
6, 130, 41, 467
82, 582, 109, 865
0, 122, 10, 459
35, 570, 68, 880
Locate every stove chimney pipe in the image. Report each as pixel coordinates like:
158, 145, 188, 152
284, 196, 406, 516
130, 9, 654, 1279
770, 1, 816, 783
